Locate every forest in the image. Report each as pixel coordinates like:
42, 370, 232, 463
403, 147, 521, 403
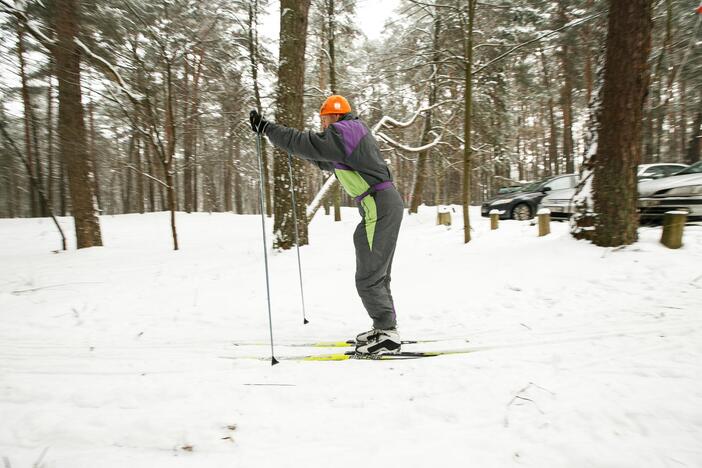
0, 0, 700, 249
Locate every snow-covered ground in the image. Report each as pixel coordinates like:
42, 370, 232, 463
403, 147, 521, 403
1, 207, 701, 468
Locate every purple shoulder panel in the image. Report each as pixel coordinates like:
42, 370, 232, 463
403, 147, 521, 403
332, 120, 368, 157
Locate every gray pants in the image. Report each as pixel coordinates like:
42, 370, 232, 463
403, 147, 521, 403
353, 188, 404, 329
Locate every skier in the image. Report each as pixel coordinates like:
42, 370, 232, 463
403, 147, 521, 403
249, 95, 403, 355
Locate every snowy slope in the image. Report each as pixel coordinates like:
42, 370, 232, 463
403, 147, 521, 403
1, 207, 701, 468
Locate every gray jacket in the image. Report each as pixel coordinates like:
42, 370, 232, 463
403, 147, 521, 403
264, 113, 393, 192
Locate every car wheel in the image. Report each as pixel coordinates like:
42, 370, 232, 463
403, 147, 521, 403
511, 203, 533, 220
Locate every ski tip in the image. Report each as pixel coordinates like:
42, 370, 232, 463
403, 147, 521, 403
271, 357, 280, 366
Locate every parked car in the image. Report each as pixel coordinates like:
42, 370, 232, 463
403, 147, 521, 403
538, 163, 690, 219
638, 161, 702, 220
637, 163, 688, 181
538, 187, 578, 220
497, 185, 524, 195
481, 174, 578, 220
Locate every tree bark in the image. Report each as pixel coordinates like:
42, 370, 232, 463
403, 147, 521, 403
183, 60, 193, 212
558, 1, 575, 174
164, 60, 179, 250
327, 0, 342, 222
16, 23, 40, 217
1, 131, 17, 217
273, 0, 311, 250
87, 95, 101, 212
248, 1, 272, 217
592, 0, 653, 247
686, 102, 702, 165
54, 0, 102, 247
409, 14, 440, 214
462, 0, 476, 244
145, 138, 156, 212
583, 0, 594, 104
224, 115, 233, 213
679, 79, 687, 159
234, 136, 243, 214
47, 65, 55, 213
124, 131, 135, 211
183, 48, 204, 213
540, 49, 558, 176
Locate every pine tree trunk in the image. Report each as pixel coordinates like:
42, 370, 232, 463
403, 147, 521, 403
540, 49, 558, 176
2, 137, 17, 217
558, 1, 575, 174
135, 132, 144, 215
145, 139, 156, 212
54, 0, 102, 247
679, 79, 687, 159
16, 24, 40, 217
326, 0, 342, 222
165, 61, 179, 249
248, 2, 272, 217
583, 0, 595, 104
410, 14, 440, 214
273, 0, 311, 250
234, 136, 243, 214
224, 116, 233, 213
47, 68, 55, 213
182, 49, 204, 214
59, 157, 67, 216
124, 132, 135, 212
183, 60, 193, 213
462, 0, 476, 244
686, 102, 702, 165
87, 97, 101, 212
592, 0, 653, 247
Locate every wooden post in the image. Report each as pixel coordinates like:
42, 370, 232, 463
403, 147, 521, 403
437, 205, 452, 226
537, 208, 551, 237
489, 209, 499, 230
660, 210, 687, 249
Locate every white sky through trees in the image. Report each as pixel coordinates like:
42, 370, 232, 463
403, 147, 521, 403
260, 0, 401, 51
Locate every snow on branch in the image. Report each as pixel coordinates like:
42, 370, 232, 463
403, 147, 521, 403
1, 1, 143, 104
124, 164, 169, 188
375, 130, 442, 153
371, 101, 450, 153
74, 39, 144, 103
371, 101, 449, 134
473, 13, 604, 76
0, 0, 56, 48
306, 175, 338, 220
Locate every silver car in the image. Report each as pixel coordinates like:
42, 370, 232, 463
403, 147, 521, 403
638, 161, 702, 220
539, 163, 693, 219
538, 187, 577, 219
637, 163, 688, 181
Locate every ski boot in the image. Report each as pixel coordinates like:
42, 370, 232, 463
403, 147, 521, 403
355, 328, 401, 355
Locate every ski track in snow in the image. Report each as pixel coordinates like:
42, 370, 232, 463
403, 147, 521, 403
1, 207, 701, 468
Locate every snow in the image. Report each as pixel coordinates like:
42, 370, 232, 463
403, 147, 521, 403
1, 207, 701, 467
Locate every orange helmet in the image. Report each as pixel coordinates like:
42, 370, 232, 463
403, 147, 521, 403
320, 95, 351, 115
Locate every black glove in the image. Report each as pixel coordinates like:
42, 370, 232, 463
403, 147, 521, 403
249, 110, 269, 134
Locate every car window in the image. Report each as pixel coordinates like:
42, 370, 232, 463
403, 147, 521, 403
545, 176, 574, 191
661, 165, 685, 176
521, 180, 546, 192
675, 161, 702, 175
642, 167, 667, 177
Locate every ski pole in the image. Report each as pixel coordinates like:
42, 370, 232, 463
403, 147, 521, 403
286, 151, 309, 325
255, 129, 278, 366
